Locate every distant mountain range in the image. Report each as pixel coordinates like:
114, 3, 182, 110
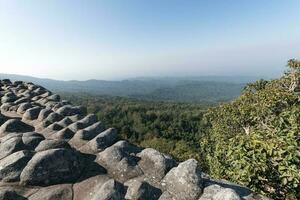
0, 73, 265, 103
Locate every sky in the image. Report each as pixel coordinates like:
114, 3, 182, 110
0, 0, 300, 80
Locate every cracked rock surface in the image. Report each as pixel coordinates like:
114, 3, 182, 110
0, 79, 269, 200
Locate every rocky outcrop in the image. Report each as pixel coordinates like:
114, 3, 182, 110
0, 79, 269, 200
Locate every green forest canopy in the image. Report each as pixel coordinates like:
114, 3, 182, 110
62, 59, 300, 200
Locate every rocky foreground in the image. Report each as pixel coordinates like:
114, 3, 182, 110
0, 79, 269, 200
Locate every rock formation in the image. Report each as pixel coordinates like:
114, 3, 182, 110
0, 79, 269, 200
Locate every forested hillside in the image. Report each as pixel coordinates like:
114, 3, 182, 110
62, 60, 300, 199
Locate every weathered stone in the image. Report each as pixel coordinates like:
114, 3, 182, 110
22, 106, 42, 120
44, 112, 64, 124
28, 184, 73, 200
0, 150, 34, 182
47, 94, 60, 101
90, 179, 125, 200
199, 184, 222, 200
0, 119, 34, 134
161, 159, 203, 200
125, 179, 162, 200
57, 117, 73, 127
56, 105, 85, 116
47, 122, 64, 131
35, 139, 71, 151
22, 134, 44, 150
212, 188, 241, 200
50, 128, 75, 139
17, 103, 32, 114
20, 148, 83, 185
37, 108, 52, 121
97, 141, 143, 182
0, 137, 26, 159
78, 121, 106, 140
0, 189, 27, 200
80, 128, 118, 154
138, 148, 176, 182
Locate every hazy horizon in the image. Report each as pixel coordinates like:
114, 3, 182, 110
1, 0, 299, 80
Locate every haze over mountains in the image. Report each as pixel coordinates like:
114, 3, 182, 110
0, 73, 265, 103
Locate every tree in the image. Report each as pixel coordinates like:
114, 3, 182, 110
287, 59, 300, 92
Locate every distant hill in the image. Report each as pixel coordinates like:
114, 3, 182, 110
0, 73, 263, 103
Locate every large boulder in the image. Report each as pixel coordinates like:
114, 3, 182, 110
90, 179, 125, 200
0, 119, 34, 135
161, 159, 203, 200
79, 128, 118, 154
0, 189, 27, 200
17, 103, 32, 114
75, 121, 105, 140
37, 108, 52, 121
22, 106, 42, 121
97, 141, 143, 182
50, 128, 75, 139
20, 148, 84, 185
28, 184, 73, 200
35, 139, 71, 152
0, 150, 34, 182
0, 136, 26, 159
137, 148, 176, 182
56, 105, 85, 116
125, 179, 162, 200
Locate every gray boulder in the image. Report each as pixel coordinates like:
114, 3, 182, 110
0, 119, 34, 134
161, 159, 203, 200
20, 148, 83, 185
28, 184, 73, 200
138, 148, 176, 182
22, 106, 42, 120
51, 127, 75, 139
17, 102, 32, 114
212, 188, 241, 200
37, 108, 52, 121
90, 179, 125, 200
35, 139, 71, 151
97, 141, 143, 182
79, 128, 118, 154
0, 136, 26, 159
0, 150, 34, 182
0, 189, 27, 200
125, 179, 162, 200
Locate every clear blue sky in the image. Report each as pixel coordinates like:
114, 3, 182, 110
0, 0, 299, 80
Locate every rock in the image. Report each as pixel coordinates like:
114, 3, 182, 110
47, 122, 64, 131
22, 134, 44, 150
20, 148, 83, 185
0, 150, 34, 182
1, 103, 14, 112
90, 179, 125, 200
50, 128, 75, 139
0, 189, 27, 200
125, 179, 162, 200
22, 106, 42, 120
0, 119, 34, 134
138, 148, 176, 182
47, 94, 60, 101
199, 184, 222, 200
79, 128, 118, 154
161, 159, 203, 200
57, 117, 73, 127
0, 136, 26, 159
35, 139, 71, 151
17, 103, 32, 114
158, 191, 173, 200
97, 141, 143, 182
56, 105, 85, 116
212, 188, 241, 200
45, 112, 64, 124
28, 184, 73, 200
79, 121, 106, 140
37, 108, 52, 121
14, 97, 29, 104
73, 175, 111, 200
